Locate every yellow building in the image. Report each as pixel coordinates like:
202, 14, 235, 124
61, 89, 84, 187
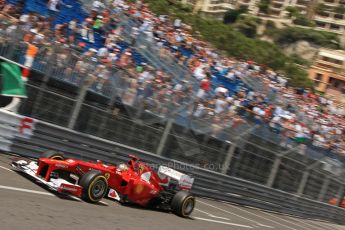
309, 48, 345, 101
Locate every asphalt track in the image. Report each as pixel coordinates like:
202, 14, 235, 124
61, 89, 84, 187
0, 153, 345, 230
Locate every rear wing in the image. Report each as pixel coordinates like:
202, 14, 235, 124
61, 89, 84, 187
158, 166, 194, 190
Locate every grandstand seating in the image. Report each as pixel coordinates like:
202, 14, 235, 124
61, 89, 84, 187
6, 0, 343, 163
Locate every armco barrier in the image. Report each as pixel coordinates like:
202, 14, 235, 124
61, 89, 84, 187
1, 109, 345, 224
0, 110, 35, 152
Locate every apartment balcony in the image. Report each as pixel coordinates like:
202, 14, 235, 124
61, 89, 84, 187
296, 5, 307, 12
203, 3, 236, 12
296, 0, 310, 6
322, 0, 338, 6
270, 4, 284, 10
314, 16, 345, 26
272, 1, 284, 6
316, 59, 343, 70
239, 1, 251, 5
296, 3, 308, 7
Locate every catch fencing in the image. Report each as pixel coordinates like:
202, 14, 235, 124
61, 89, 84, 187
2, 15, 345, 161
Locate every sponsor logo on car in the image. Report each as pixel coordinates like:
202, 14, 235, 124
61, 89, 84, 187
56, 164, 68, 169
60, 185, 78, 192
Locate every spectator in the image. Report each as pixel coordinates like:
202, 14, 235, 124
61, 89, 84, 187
24, 41, 38, 69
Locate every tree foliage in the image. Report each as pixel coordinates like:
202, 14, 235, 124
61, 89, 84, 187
285, 6, 299, 18
223, 6, 248, 24
315, 3, 330, 16
258, 0, 271, 14
233, 15, 261, 38
293, 15, 315, 27
335, 5, 345, 15
266, 27, 340, 49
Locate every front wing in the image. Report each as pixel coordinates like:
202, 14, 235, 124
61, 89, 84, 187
11, 159, 82, 197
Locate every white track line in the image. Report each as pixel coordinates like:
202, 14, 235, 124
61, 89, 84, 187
195, 208, 230, 220
281, 215, 330, 230
317, 222, 345, 230
52, 193, 108, 205
67, 196, 83, 202
0, 165, 14, 173
99, 201, 109, 206
304, 220, 341, 230
198, 200, 274, 229
193, 217, 253, 228
0, 184, 108, 206
223, 203, 313, 230
259, 210, 313, 230
0, 185, 54, 196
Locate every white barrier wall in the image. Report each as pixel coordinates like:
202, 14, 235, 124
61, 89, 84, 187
0, 109, 35, 151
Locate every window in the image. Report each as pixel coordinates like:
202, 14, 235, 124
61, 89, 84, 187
330, 24, 340, 31
315, 73, 323, 81
334, 14, 343, 20
314, 73, 323, 87
316, 21, 326, 28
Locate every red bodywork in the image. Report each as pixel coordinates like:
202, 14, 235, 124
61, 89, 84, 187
37, 156, 169, 206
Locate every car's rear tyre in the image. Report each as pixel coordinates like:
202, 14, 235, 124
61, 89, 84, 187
171, 191, 195, 217
41, 150, 65, 160
79, 170, 108, 203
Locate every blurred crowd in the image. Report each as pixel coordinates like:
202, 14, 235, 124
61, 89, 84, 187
0, 0, 344, 159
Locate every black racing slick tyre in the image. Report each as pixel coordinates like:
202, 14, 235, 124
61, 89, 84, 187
79, 170, 108, 203
41, 150, 65, 160
171, 191, 195, 217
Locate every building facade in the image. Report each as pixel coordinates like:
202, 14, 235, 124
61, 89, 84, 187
177, 0, 345, 34
313, 0, 345, 34
179, 0, 258, 18
309, 48, 345, 101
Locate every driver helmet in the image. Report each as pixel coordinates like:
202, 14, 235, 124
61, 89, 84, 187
118, 163, 128, 171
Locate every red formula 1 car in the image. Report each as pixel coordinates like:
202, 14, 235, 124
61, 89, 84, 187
11, 151, 195, 217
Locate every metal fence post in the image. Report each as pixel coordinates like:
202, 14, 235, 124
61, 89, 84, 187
156, 119, 173, 156
221, 125, 259, 175
221, 141, 236, 174
318, 176, 331, 202
297, 171, 310, 196
68, 82, 89, 130
266, 156, 282, 187
31, 51, 57, 117
335, 184, 345, 207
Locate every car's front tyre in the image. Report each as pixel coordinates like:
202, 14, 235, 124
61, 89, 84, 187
79, 170, 108, 203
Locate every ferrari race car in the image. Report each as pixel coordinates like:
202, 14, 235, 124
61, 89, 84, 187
11, 151, 195, 217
